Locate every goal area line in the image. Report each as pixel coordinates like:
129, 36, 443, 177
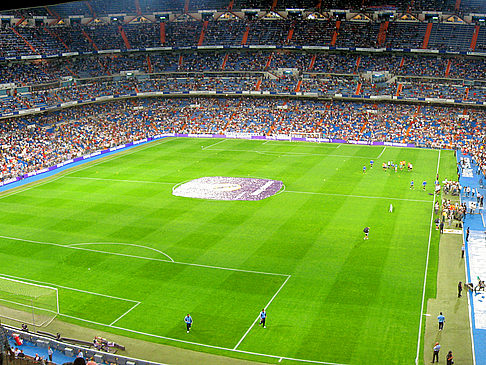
0, 264, 321, 364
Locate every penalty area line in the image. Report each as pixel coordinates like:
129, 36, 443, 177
0, 235, 287, 277
109, 301, 141, 326
233, 275, 291, 350
59, 305, 348, 365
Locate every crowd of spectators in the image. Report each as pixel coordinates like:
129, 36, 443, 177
0, 18, 485, 57
0, 70, 485, 115
0, 97, 484, 183
1, 51, 486, 89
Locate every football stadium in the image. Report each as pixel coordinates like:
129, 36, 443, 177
0, 0, 484, 365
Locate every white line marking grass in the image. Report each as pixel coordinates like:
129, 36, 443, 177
65, 177, 177, 185
377, 146, 386, 159
0, 272, 138, 303
284, 190, 431, 203
0, 137, 175, 201
67, 242, 175, 262
202, 139, 226, 150
59, 311, 349, 365
0, 250, 337, 364
110, 302, 141, 326
0, 136, 355, 365
233, 275, 291, 350
206, 148, 374, 158
0, 235, 287, 277
415, 149, 441, 365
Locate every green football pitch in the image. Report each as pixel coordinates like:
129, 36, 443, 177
0, 138, 457, 364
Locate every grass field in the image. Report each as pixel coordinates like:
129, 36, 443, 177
0, 138, 457, 364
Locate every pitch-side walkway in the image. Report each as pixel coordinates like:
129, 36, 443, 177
427, 150, 486, 365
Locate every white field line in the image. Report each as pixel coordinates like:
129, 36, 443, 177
0, 235, 287, 277
0, 137, 175, 201
284, 190, 431, 203
0, 258, 339, 364
202, 139, 226, 150
110, 302, 141, 326
233, 275, 291, 350
377, 146, 386, 159
65, 176, 177, 185
58, 312, 347, 365
258, 141, 338, 148
0, 235, 176, 267
0, 298, 59, 314
206, 148, 373, 158
169, 260, 287, 277
67, 242, 175, 262
415, 149, 441, 365
0, 272, 138, 303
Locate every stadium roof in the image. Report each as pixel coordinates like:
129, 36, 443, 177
0, 0, 74, 12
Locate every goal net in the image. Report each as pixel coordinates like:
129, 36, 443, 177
289, 132, 322, 139
0, 276, 59, 327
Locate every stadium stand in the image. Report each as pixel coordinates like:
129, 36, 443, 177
0, 0, 483, 178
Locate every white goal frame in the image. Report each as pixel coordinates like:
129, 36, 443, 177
289, 132, 322, 139
0, 276, 59, 327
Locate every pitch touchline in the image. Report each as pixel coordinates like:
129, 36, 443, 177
415, 149, 441, 365
57, 312, 347, 365
284, 190, 431, 203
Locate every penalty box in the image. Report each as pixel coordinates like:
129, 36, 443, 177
0, 258, 288, 348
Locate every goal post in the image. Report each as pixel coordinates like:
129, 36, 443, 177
0, 276, 59, 327
289, 132, 322, 139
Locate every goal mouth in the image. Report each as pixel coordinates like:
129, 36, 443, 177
172, 177, 283, 201
0, 276, 59, 328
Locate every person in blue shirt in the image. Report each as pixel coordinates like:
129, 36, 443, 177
438, 312, 445, 331
370, 160, 374, 168
184, 314, 193, 333
362, 165, 366, 173
423, 180, 427, 191
259, 309, 266, 328
410, 180, 414, 189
